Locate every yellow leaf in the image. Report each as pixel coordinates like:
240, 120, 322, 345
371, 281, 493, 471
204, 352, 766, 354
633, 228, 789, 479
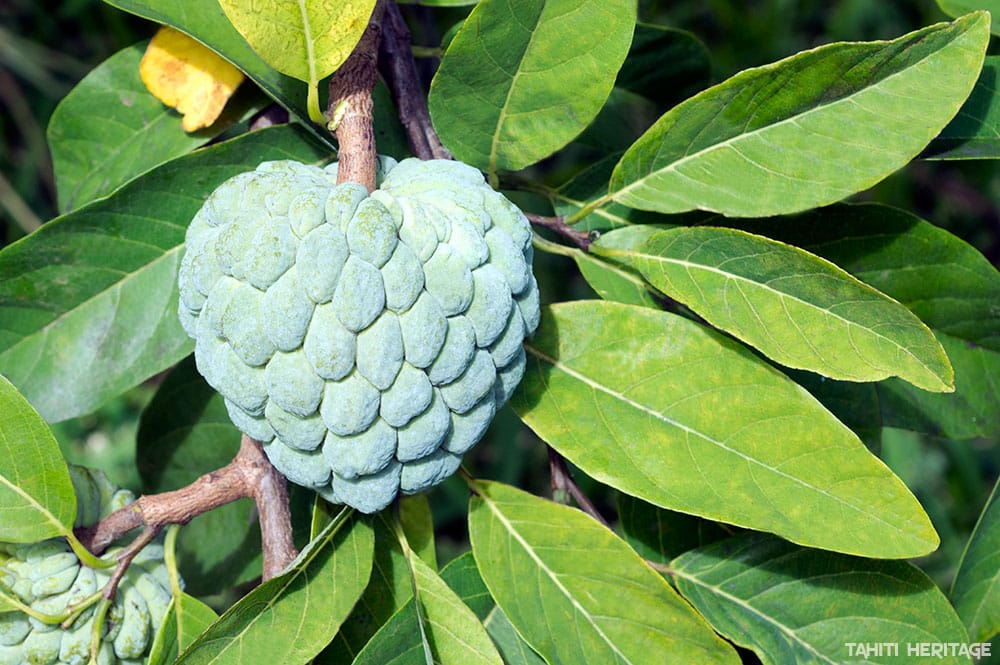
140, 27, 245, 132
218, 0, 377, 123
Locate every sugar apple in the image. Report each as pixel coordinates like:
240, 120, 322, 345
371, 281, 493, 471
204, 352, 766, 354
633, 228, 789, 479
178, 157, 539, 513
0, 467, 173, 665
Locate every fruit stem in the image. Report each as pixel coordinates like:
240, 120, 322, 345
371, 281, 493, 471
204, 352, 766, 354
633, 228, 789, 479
328, 0, 387, 191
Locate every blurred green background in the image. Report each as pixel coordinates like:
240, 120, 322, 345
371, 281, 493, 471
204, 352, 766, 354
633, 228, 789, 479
1, 0, 997, 592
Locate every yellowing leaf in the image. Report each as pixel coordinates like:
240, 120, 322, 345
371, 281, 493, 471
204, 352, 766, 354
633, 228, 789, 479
218, 0, 376, 122
140, 26, 245, 132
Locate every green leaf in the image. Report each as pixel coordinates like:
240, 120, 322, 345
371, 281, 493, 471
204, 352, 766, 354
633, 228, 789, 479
880, 334, 1000, 440
482, 607, 546, 665
137, 357, 260, 596
351, 599, 428, 665
574, 252, 659, 309
0, 374, 75, 543
101, 0, 326, 136
148, 593, 220, 665
759, 204, 1000, 351
513, 301, 938, 558
937, 0, 1000, 35
0, 125, 328, 422
736, 204, 1000, 437
608, 13, 989, 216
610, 225, 954, 391
468, 479, 740, 665
951, 478, 1000, 642
398, 0, 478, 5
429, 0, 637, 174
175, 510, 373, 665
315, 511, 415, 664
409, 553, 503, 665
671, 533, 974, 665
784, 370, 883, 450
218, 0, 376, 122
439, 553, 493, 619
616, 494, 729, 565
352, 534, 504, 665
552, 153, 668, 232
400, 495, 437, 569
925, 56, 1000, 159
47, 41, 257, 214
615, 23, 711, 108
439, 552, 547, 665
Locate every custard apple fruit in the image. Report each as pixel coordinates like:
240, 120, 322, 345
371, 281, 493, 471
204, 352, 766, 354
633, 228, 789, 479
178, 157, 539, 513
0, 467, 173, 665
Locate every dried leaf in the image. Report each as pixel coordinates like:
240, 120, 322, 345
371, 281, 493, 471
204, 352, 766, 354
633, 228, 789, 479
140, 26, 245, 132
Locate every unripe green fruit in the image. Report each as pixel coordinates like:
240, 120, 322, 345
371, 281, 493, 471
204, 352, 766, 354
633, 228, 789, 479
178, 157, 539, 513
0, 467, 173, 665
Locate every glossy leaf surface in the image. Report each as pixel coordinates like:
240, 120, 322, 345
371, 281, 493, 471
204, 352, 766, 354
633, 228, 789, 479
0, 126, 328, 422
102, 0, 323, 132
429, 0, 636, 173
409, 554, 503, 665
218, 0, 375, 84
0, 375, 75, 543
672, 534, 974, 665
738, 204, 1000, 438
951, 479, 1000, 642
316, 511, 412, 663
175, 512, 373, 665
938, 0, 1000, 34
925, 56, 1000, 159
148, 593, 220, 665
513, 301, 938, 557
469, 480, 739, 665
47, 42, 236, 213
614, 225, 954, 391
609, 13, 988, 216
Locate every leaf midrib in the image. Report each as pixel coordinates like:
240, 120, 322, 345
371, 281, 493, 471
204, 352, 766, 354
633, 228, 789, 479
487, 0, 543, 177
525, 343, 923, 541
479, 494, 633, 664
631, 246, 945, 386
0, 452, 69, 541
670, 567, 840, 665
611, 23, 970, 203
0, 244, 182, 371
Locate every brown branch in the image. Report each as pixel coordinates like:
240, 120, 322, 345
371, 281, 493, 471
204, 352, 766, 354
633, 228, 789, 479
102, 526, 160, 601
378, 1, 451, 160
254, 447, 297, 580
328, 0, 387, 192
76, 436, 297, 582
527, 213, 594, 251
547, 447, 609, 528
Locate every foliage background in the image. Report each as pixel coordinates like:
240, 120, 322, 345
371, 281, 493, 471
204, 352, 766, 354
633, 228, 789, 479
1, 0, 997, 600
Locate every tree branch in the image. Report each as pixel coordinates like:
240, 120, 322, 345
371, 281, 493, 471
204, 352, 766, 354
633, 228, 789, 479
378, 1, 450, 160
527, 213, 594, 251
75, 436, 297, 581
328, 0, 387, 192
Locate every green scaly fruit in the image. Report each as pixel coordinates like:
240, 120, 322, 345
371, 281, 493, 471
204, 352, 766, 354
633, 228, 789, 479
0, 467, 173, 665
178, 157, 539, 513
